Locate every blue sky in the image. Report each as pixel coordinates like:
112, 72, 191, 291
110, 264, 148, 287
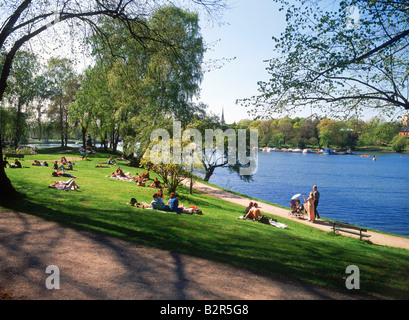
197, 0, 287, 124
197, 0, 405, 124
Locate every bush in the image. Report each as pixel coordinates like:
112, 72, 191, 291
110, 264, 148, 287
391, 135, 408, 152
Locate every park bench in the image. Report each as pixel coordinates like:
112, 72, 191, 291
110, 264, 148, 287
330, 221, 371, 240
5, 153, 24, 159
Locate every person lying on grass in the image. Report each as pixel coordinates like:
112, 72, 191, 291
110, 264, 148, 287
127, 198, 141, 206
52, 170, 76, 178
127, 198, 150, 208
49, 178, 79, 191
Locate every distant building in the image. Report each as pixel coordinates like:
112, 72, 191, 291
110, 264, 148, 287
399, 114, 409, 136
399, 126, 409, 136
402, 114, 409, 127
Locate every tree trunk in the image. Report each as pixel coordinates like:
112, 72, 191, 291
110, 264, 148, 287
103, 133, 108, 152
203, 166, 215, 182
82, 127, 87, 148
14, 100, 23, 148
0, 131, 18, 201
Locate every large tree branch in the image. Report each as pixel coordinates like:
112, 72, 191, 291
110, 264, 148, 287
312, 28, 409, 82
0, 0, 32, 48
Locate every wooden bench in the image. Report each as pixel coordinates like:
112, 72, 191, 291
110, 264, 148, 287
330, 221, 371, 240
5, 153, 24, 159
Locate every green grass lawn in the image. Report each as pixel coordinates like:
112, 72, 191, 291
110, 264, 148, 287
2, 148, 409, 299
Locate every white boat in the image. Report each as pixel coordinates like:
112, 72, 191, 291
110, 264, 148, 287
292, 148, 302, 153
272, 147, 279, 152
281, 148, 288, 152
302, 149, 312, 153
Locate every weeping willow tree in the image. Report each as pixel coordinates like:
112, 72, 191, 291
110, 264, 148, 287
0, 0, 227, 201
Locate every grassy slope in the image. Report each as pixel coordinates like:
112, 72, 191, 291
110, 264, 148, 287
1, 148, 409, 299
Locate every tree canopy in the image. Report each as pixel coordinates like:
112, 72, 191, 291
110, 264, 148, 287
239, 0, 409, 120
0, 0, 227, 200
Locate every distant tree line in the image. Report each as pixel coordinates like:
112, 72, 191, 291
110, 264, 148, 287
232, 116, 406, 151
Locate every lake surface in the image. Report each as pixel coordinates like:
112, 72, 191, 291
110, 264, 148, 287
208, 150, 409, 237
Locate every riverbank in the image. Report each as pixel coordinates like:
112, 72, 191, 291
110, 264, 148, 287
2, 152, 409, 298
189, 180, 409, 251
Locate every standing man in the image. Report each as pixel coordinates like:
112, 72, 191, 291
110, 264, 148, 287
313, 185, 320, 219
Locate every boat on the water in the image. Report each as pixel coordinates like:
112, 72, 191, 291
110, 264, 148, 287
322, 148, 333, 155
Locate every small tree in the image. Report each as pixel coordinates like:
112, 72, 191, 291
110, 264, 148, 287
141, 138, 202, 194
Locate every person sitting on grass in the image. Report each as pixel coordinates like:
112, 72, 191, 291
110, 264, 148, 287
115, 166, 125, 177
2, 157, 9, 168
10, 159, 22, 168
49, 178, 79, 191
107, 157, 116, 165
66, 161, 73, 170
52, 160, 59, 170
244, 202, 261, 220
245, 202, 253, 216
167, 192, 184, 214
32, 160, 41, 166
41, 160, 49, 167
157, 188, 164, 199
150, 193, 171, 211
136, 176, 146, 186
149, 178, 162, 189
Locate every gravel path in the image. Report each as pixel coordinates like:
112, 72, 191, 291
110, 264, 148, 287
190, 181, 409, 250
0, 209, 363, 300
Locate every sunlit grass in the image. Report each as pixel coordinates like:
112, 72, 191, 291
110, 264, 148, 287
2, 148, 409, 299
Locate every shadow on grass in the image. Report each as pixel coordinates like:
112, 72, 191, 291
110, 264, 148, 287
2, 193, 409, 299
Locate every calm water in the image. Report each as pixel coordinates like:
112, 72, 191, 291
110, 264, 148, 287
208, 151, 409, 237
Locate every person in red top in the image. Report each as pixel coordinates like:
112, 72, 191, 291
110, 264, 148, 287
52, 171, 76, 178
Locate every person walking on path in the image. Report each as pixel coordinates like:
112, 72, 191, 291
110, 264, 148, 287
313, 185, 320, 219
303, 192, 315, 222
